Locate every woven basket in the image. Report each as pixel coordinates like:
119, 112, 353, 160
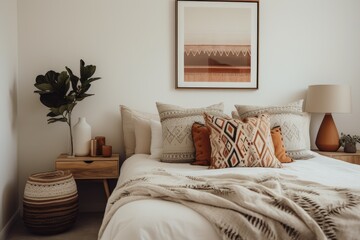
23, 170, 78, 235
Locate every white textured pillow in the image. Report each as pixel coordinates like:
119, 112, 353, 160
120, 105, 159, 158
156, 102, 224, 163
134, 116, 151, 154
235, 100, 313, 159
149, 120, 163, 159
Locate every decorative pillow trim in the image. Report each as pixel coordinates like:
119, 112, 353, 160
161, 152, 196, 163
235, 100, 304, 119
287, 150, 315, 160
159, 109, 225, 122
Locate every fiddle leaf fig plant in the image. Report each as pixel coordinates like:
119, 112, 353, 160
34, 59, 101, 156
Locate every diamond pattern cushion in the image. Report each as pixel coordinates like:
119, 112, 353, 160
271, 126, 293, 163
156, 102, 224, 163
204, 113, 282, 169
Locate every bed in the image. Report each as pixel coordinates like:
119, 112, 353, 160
98, 102, 360, 240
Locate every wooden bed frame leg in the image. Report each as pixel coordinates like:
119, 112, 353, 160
103, 179, 110, 199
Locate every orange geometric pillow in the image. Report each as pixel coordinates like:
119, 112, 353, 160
271, 126, 293, 163
191, 122, 211, 166
204, 113, 282, 169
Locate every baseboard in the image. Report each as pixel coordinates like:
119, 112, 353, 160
0, 208, 19, 240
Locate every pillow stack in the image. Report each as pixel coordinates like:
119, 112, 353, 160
120, 99, 310, 169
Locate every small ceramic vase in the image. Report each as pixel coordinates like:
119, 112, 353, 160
73, 117, 91, 156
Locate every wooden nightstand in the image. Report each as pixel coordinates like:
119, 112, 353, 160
315, 150, 360, 165
55, 154, 119, 198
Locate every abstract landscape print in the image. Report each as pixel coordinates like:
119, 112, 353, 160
176, 0, 259, 89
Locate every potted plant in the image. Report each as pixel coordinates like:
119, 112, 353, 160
34, 59, 101, 156
339, 133, 360, 153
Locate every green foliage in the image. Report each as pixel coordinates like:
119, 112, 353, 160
339, 133, 360, 147
34, 59, 101, 125
34, 59, 101, 156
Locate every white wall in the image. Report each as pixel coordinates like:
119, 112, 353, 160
17, 0, 360, 211
0, 0, 18, 237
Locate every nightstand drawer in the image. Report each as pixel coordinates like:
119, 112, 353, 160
55, 160, 118, 179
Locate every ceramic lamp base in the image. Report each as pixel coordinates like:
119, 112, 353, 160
315, 113, 340, 152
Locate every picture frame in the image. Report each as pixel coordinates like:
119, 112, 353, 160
176, 0, 259, 89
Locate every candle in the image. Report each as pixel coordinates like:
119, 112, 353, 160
95, 136, 105, 155
90, 139, 97, 157
102, 145, 112, 157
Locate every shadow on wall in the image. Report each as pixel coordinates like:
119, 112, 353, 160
2, 181, 18, 235
9, 77, 17, 133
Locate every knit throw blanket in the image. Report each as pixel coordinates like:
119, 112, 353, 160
98, 169, 360, 240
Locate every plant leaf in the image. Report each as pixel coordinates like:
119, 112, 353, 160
47, 117, 67, 124
44, 70, 59, 84
80, 60, 96, 81
65, 94, 76, 102
35, 75, 47, 84
86, 77, 101, 84
67, 102, 77, 112
34, 83, 53, 91
50, 107, 60, 115
59, 104, 68, 115
40, 92, 68, 108
76, 93, 94, 101
79, 83, 91, 95
57, 71, 70, 96
47, 111, 59, 117
66, 66, 80, 92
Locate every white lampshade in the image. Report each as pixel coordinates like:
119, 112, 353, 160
306, 84, 352, 152
305, 84, 351, 113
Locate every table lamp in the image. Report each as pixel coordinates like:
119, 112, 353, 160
305, 84, 351, 152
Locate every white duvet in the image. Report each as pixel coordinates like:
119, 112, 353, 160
100, 153, 360, 240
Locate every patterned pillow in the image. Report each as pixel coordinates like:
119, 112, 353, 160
191, 122, 211, 166
235, 100, 313, 160
156, 102, 224, 163
204, 113, 282, 169
271, 126, 293, 163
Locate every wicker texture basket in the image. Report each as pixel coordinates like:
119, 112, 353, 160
23, 170, 78, 235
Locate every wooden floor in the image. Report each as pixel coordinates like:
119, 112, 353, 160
7, 212, 103, 240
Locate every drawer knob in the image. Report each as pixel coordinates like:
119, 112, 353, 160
84, 160, 94, 164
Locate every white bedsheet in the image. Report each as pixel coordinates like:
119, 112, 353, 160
101, 152, 360, 240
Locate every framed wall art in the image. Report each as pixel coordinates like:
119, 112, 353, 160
176, 0, 259, 89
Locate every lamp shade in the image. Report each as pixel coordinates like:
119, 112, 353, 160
305, 84, 351, 113
305, 84, 351, 152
